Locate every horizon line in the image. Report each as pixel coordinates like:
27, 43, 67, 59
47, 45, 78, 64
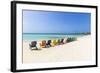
23, 32, 91, 34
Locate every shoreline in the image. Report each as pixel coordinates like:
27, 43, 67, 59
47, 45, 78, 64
22, 35, 92, 64
23, 34, 89, 42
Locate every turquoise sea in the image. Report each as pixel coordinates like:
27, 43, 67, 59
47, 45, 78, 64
23, 33, 86, 41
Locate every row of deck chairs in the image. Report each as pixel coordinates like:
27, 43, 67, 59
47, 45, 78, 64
29, 37, 76, 50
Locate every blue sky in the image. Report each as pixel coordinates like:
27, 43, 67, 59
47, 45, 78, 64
23, 10, 91, 33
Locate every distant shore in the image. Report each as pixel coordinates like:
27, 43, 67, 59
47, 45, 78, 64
23, 32, 90, 35
22, 35, 92, 63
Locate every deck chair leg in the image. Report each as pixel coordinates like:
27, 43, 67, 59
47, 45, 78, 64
35, 47, 38, 50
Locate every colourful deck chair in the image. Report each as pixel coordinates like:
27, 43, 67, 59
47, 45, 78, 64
29, 41, 38, 50
40, 40, 46, 48
46, 40, 51, 48
63, 38, 67, 44
57, 39, 61, 45
51, 39, 57, 47
55, 39, 59, 45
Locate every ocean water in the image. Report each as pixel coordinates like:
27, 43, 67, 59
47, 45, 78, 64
23, 33, 85, 41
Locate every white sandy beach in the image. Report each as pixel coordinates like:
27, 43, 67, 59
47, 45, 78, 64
22, 35, 92, 64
